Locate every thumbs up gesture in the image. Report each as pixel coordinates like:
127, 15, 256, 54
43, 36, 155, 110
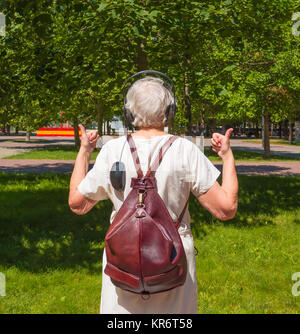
78, 124, 99, 155
211, 128, 233, 159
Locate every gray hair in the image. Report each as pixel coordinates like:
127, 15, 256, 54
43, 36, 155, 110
125, 76, 173, 128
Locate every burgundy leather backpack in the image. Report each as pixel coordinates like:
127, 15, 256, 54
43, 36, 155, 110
104, 134, 188, 295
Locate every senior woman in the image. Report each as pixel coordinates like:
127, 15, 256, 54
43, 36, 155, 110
68, 76, 238, 314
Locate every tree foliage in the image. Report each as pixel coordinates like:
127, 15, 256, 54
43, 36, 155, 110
0, 0, 299, 152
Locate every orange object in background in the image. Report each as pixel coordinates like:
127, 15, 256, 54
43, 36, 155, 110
37, 128, 82, 137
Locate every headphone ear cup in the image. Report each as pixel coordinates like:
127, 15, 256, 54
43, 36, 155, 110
124, 107, 135, 124
165, 104, 176, 122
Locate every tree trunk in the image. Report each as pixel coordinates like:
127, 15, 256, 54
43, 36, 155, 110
73, 116, 81, 148
133, 42, 147, 132
270, 122, 273, 137
295, 121, 300, 143
25, 128, 30, 141
289, 119, 293, 145
107, 121, 111, 135
263, 109, 271, 159
183, 52, 192, 136
283, 120, 289, 139
137, 42, 148, 71
211, 108, 217, 134
279, 121, 282, 139
201, 105, 205, 134
184, 72, 192, 135
96, 101, 103, 137
211, 118, 217, 134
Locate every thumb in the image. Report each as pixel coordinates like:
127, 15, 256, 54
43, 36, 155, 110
225, 128, 233, 139
78, 124, 86, 138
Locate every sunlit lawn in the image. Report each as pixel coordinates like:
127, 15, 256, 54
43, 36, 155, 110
3, 146, 299, 161
4, 146, 98, 161
207, 148, 299, 162
0, 173, 299, 314
243, 139, 300, 147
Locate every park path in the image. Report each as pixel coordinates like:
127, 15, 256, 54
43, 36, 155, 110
0, 136, 74, 158
0, 135, 299, 175
0, 159, 300, 176
225, 139, 300, 159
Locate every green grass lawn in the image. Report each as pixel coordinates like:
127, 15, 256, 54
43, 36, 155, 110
206, 148, 299, 162
205, 148, 299, 162
0, 173, 299, 314
4, 146, 99, 161
4, 145, 299, 161
243, 139, 300, 147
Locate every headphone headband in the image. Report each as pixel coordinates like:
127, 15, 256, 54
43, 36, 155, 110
122, 70, 175, 97
122, 70, 177, 126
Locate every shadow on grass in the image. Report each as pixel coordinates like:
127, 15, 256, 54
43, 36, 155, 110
3, 144, 75, 151
0, 173, 299, 274
0, 161, 78, 174
190, 174, 300, 238
32, 146, 79, 151
212, 164, 299, 176
204, 147, 300, 161
0, 173, 111, 274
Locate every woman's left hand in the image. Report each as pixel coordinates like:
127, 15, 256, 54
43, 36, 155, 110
211, 128, 233, 159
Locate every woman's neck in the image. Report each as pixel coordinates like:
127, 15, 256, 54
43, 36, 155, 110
131, 126, 168, 139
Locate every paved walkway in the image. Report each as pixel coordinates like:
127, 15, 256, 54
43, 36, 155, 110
0, 159, 77, 173
215, 161, 300, 176
0, 137, 74, 158
0, 135, 299, 175
223, 139, 300, 159
1, 159, 299, 176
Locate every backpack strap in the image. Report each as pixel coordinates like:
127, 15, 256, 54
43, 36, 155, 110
175, 196, 189, 229
127, 134, 188, 229
126, 134, 143, 178
145, 135, 179, 177
126, 134, 179, 178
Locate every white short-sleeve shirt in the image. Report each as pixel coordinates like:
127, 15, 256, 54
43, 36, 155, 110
78, 134, 220, 314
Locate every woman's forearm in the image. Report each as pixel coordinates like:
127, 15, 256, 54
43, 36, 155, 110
68, 126, 99, 215
200, 128, 238, 221
221, 148, 238, 210
69, 147, 91, 204
70, 148, 91, 188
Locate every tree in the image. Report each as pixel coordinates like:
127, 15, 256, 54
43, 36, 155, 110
1, 0, 298, 152
1, 0, 58, 140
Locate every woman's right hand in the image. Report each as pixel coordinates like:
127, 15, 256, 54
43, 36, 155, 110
78, 124, 99, 155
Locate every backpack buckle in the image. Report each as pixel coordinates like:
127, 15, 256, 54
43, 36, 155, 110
138, 191, 145, 205
135, 206, 146, 217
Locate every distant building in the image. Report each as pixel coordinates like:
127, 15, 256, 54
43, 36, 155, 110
37, 127, 81, 137
37, 113, 82, 137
